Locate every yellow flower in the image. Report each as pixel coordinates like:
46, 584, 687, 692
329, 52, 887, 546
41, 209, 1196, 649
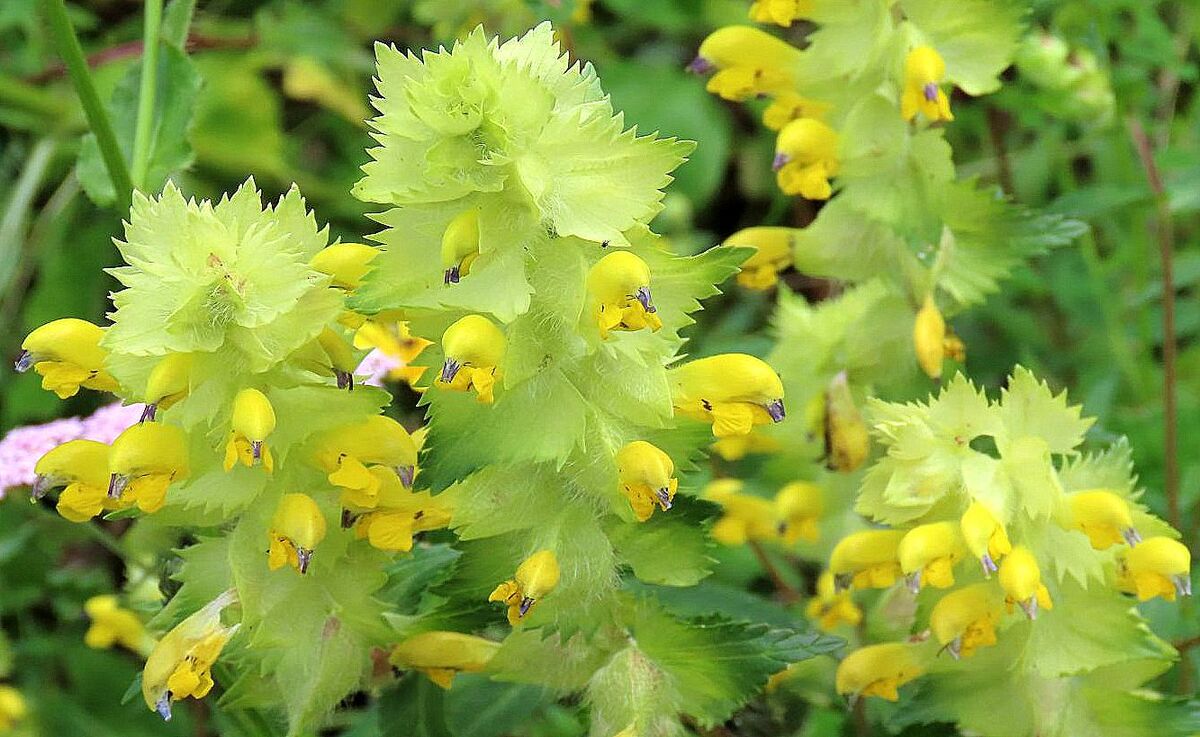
762, 91, 832, 131
929, 583, 1002, 659
142, 590, 239, 721
998, 546, 1053, 619
688, 26, 802, 101
824, 371, 869, 472
835, 642, 924, 702
586, 251, 662, 339
725, 227, 793, 290
960, 501, 1012, 575
317, 327, 360, 390
775, 481, 822, 544
806, 571, 862, 631
108, 423, 190, 514
437, 315, 505, 404
310, 242, 379, 291
84, 595, 155, 654
671, 353, 785, 438
16, 318, 119, 399
705, 479, 779, 545
441, 209, 481, 284
710, 429, 782, 461
390, 631, 500, 689
615, 441, 677, 522
0, 685, 26, 732
829, 529, 905, 591
142, 353, 194, 421
267, 493, 327, 574
489, 549, 560, 625
33, 439, 113, 522
354, 320, 433, 386
223, 388, 276, 473
749, 0, 815, 27
773, 118, 839, 200
312, 415, 419, 508
1117, 537, 1191, 602
901, 46, 954, 123
899, 521, 967, 592
347, 467, 453, 552
1067, 489, 1141, 549
913, 295, 946, 379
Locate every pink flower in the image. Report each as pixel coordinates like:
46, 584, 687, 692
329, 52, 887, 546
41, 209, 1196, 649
0, 403, 143, 494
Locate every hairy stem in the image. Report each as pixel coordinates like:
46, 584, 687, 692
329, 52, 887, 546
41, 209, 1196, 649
748, 540, 802, 604
42, 0, 134, 209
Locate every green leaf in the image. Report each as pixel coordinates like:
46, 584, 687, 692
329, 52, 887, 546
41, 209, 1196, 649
607, 502, 715, 587
78, 44, 201, 207
445, 675, 554, 737
997, 366, 1095, 455
377, 675, 453, 737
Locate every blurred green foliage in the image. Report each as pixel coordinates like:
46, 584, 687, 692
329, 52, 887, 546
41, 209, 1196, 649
0, 0, 1197, 734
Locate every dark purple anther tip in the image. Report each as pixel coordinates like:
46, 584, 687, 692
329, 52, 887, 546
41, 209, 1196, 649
833, 573, 853, 593
251, 440, 263, 462
107, 473, 128, 500
517, 596, 535, 618
923, 82, 938, 102
140, 403, 158, 423
771, 152, 790, 172
1122, 527, 1142, 547
443, 265, 460, 285
766, 398, 786, 423
31, 475, 51, 501
156, 692, 173, 722
980, 554, 999, 576
686, 56, 714, 75
336, 370, 353, 391
656, 488, 673, 510
340, 509, 358, 529
440, 358, 461, 384
397, 465, 415, 488
1174, 575, 1193, 598
297, 548, 314, 574
14, 351, 33, 373
635, 286, 656, 314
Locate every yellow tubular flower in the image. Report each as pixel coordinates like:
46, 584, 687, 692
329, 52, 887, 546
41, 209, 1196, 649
688, 26, 802, 101
835, 642, 924, 702
749, 0, 815, 28
763, 91, 833, 131
390, 631, 500, 689
33, 439, 113, 522
710, 428, 782, 461
348, 467, 453, 552
901, 46, 954, 123
489, 549, 560, 625
1118, 537, 1192, 602
671, 353, 785, 438
223, 388, 276, 473
960, 500, 1012, 575
312, 415, 419, 507
310, 242, 379, 291
0, 685, 26, 732
829, 529, 905, 591
1067, 489, 1141, 549
705, 479, 780, 545
16, 318, 119, 399
725, 227, 793, 290
437, 315, 505, 404
108, 423, 190, 514
825, 371, 870, 472
267, 493, 327, 574
316, 327, 359, 390
998, 546, 1053, 619
899, 521, 967, 592
354, 320, 433, 386
806, 571, 862, 632
913, 296, 946, 379
775, 481, 822, 544
586, 251, 662, 339
773, 118, 839, 200
441, 209, 481, 284
930, 583, 1003, 659
142, 590, 239, 721
84, 595, 155, 655
142, 353, 193, 421
615, 440, 677, 522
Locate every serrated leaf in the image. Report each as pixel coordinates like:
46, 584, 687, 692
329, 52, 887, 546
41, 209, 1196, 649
900, 0, 1025, 96
998, 367, 1094, 455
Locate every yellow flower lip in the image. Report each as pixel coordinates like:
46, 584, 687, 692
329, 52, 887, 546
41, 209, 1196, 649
489, 549, 560, 625
1068, 489, 1141, 548
835, 642, 924, 703
1119, 536, 1192, 601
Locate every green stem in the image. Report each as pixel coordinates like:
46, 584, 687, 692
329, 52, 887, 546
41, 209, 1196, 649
26, 499, 128, 560
0, 72, 65, 117
0, 139, 58, 293
131, 0, 163, 190
42, 0, 134, 209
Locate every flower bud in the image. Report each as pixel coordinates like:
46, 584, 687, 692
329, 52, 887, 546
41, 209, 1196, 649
310, 242, 379, 291
913, 296, 946, 379
824, 371, 869, 472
